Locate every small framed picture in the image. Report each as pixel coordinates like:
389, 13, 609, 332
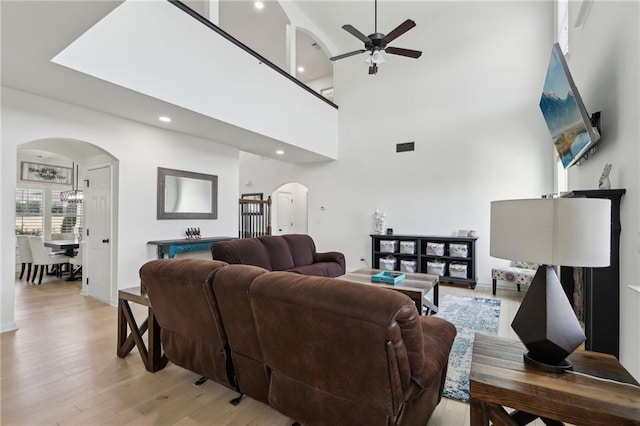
20, 162, 72, 184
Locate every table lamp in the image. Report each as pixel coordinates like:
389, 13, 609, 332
490, 197, 610, 372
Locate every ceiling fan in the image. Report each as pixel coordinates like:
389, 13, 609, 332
329, 0, 422, 75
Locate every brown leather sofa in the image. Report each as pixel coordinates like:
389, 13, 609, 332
139, 259, 456, 425
211, 234, 346, 277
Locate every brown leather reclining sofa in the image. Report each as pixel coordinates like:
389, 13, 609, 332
211, 234, 346, 277
139, 258, 456, 426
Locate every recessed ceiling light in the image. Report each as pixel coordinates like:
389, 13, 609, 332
254, 1, 264, 10
276, 150, 284, 155
159, 116, 172, 123
297, 66, 305, 73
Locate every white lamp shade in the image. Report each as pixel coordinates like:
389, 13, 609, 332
490, 198, 611, 267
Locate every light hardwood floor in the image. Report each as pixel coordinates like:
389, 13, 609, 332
1, 276, 528, 425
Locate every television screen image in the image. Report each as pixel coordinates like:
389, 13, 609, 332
539, 43, 600, 169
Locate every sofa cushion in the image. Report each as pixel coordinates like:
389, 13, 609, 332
211, 238, 272, 270
282, 234, 315, 266
288, 262, 345, 277
258, 236, 296, 270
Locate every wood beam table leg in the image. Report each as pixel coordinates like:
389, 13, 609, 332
470, 398, 490, 426
117, 288, 168, 373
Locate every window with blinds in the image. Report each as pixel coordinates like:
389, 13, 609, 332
51, 190, 83, 235
15, 189, 44, 235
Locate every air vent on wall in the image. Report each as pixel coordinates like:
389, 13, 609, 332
396, 142, 415, 153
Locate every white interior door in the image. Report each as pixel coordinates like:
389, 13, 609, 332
276, 191, 294, 234
86, 166, 112, 303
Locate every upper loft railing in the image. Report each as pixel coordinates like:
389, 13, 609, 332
169, 0, 338, 110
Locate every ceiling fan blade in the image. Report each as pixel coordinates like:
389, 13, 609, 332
342, 24, 370, 43
383, 19, 416, 43
385, 46, 422, 58
330, 49, 366, 61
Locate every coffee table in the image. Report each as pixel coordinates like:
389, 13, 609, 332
337, 268, 439, 315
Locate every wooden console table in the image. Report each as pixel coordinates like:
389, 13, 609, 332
147, 236, 235, 259
117, 286, 168, 372
470, 333, 640, 425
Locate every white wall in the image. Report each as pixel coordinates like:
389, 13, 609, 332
1, 88, 239, 331
241, 1, 555, 277
565, 0, 640, 378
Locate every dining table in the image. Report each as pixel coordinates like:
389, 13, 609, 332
44, 239, 81, 281
44, 239, 79, 257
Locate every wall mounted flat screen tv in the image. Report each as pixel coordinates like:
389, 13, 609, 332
539, 43, 601, 169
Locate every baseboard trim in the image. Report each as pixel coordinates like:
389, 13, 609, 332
1, 321, 18, 333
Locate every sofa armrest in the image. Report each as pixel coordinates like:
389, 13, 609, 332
314, 251, 346, 272
410, 316, 456, 393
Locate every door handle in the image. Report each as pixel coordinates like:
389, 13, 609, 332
102, 239, 110, 243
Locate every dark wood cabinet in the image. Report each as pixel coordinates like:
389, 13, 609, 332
560, 189, 625, 358
371, 234, 478, 288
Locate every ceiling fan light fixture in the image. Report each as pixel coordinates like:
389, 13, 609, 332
332, 0, 421, 75
371, 50, 385, 64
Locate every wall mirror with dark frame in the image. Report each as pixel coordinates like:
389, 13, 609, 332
157, 167, 218, 220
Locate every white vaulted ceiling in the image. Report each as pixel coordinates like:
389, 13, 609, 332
1, 1, 442, 161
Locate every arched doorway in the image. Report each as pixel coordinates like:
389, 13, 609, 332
17, 138, 118, 304
271, 182, 308, 235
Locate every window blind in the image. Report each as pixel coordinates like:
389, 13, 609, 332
15, 188, 44, 235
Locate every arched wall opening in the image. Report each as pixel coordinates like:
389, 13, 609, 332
270, 182, 308, 235
15, 138, 119, 304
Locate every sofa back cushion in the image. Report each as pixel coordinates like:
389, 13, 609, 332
257, 236, 296, 270
213, 264, 271, 404
211, 238, 272, 270
250, 271, 424, 425
139, 258, 234, 388
281, 234, 315, 267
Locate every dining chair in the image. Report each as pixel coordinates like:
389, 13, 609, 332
28, 236, 71, 284
16, 235, 34, 281
69, 241, 84, 280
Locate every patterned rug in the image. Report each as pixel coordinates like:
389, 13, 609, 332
433, 293, 501, 403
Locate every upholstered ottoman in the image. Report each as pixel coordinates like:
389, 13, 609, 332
491, 261, 538, 295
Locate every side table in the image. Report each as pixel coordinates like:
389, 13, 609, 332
117, 286, 168, 372
470, 333, 640, 425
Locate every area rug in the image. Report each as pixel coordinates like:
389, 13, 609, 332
433, 294, 501, 403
